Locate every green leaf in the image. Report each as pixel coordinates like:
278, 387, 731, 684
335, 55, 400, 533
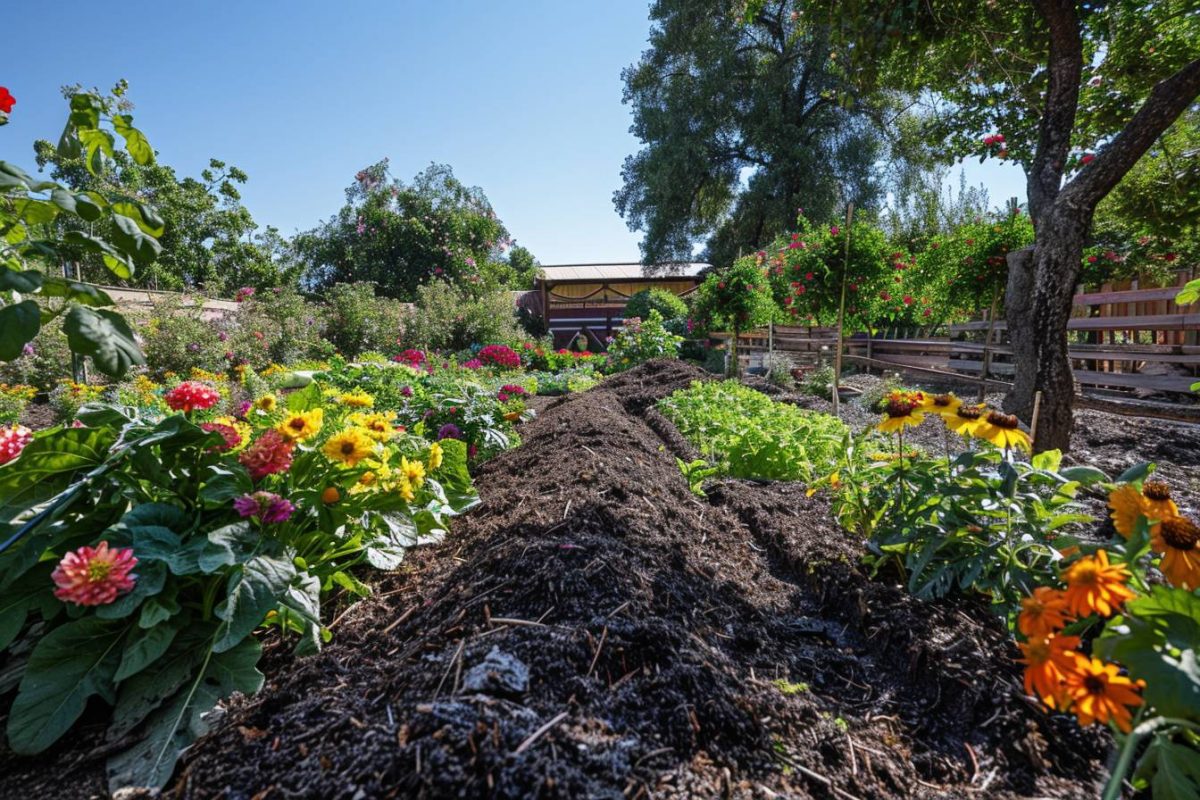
63, 306, 145, 378
39, 276, 114, 307
68, 94, 101, 129
114, 622, 179, 682
111, 115, 154, 166
0, 268, 43, 293
73, 191, 107, 222
0, 426, 115, 519
107, 626, 212, 741
198, 522, 257, 574
0, 300, 41, 360
213, 554, 297, 653
0, 564, 53, 650
13, 198, 60, 225
110, 212, 162, 264
1030, 449, 1062, 472
1176, 278, 1200, 306
6, 617, 128, 753
1116, 462, 1154, 485
198, 465, 252, 507
285, 381, 323, 412
1135, 733, 1200, 799
1059, 465, 1107, 484
95, 560, 167, 620
106, 637, 262, 792
111, 201, 165, 237
78, 128, 115, 176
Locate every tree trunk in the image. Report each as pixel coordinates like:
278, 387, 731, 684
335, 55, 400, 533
1004, 211, 1089, 452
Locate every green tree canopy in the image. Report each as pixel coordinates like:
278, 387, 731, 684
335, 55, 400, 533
295, 161, 532, 300
615, 0, 913, 269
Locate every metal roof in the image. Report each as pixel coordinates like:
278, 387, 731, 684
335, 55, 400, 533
538, 262, 709, 282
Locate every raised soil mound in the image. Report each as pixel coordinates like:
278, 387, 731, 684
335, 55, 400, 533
0, 360, 1110, 799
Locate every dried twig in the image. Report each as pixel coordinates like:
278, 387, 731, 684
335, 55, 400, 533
586, 626, 608, 677
382, 605, 417, 635
513, 711, 569, 755
434, 639, 465, 698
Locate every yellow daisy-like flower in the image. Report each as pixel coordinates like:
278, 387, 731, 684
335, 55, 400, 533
1151, 514, 1200, 590
255, 394, 278, 413
975, 411, 1031, 452
919, 392, 962, 416
339, 391, 375, 409
347, 411, 396, 442
1140, 480, 1179, 522
944, 404, 987, 437
400, 456, 426, 489
276, 408, 324, 441
322, 427, 376, 467
212, 415, 252, 452
876, 391, 925, 434
1107, 484, 1151, 539
396, 475, 416, 502
427, 441, 444, 471
350, 460, 392, 494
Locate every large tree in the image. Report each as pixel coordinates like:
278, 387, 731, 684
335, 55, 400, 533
763, 0, 1200, 451
615, 0, 907, 268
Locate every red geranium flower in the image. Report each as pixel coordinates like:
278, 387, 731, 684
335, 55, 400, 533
0, 87, 15, 114
164, 381, 221, 413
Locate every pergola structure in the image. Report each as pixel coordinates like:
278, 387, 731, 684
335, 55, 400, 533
524, 262, 708, 348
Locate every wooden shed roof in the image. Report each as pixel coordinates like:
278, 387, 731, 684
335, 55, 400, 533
538, 262, 709, 282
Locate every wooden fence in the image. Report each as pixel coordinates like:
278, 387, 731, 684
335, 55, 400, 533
712, 271, 1200, 408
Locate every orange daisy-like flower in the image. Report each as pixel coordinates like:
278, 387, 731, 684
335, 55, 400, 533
1107, 484, 1150, 539
1061, 657, 1143, 733
51, 541, 138, 606
1140, 480, 1179, 522
1018, 586, 1072, 638
1018, 634, 1082, 709
1061, 550, 1134, 618
1150, 514, 1200, 590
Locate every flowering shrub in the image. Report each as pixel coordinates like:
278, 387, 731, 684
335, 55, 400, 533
605, 310, 683, 372
0, 382, 478, 792
0, 382, 36, 424
48, 380, 106, 422
477, 344, 521, 369
393, 348, 427, 367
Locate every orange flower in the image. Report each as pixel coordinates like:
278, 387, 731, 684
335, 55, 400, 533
1150, 514, 1200, 590
1061, 657, 1143, 733
1018, 587, 1072, 638
1107, 484, 1149, 539
1061, 550, 1134, 618
1018, 634, 1082, 709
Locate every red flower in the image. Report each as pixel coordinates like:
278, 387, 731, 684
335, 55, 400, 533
1164, 252, 1178, 262
165, 381, 221, 413
0, 87, 15, 114
478, 344, 520, 368
880, 291, 891, 301
1087, 255, 1097, 263
830, 226, 840, 236
922, 308, 932, 317
797, 285, 806, 294
995, 134, 1005, 143
200, 422, 242, 452
0, 424, 33, 466
52, 542, 137, 606
903, 295, 914, 305
239, 429, 294, 481
1081, 154, 1095, 165
805, 272, 814, 281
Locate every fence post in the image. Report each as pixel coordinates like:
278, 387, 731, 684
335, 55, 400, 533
977, 291, 1000, 402
833, 203, 855, 418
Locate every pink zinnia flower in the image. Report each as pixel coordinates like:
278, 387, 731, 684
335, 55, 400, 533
200, 422, 242, 452
830, 226, 840, 236
233, 491, 295, 523
238, 429, 294, 481
165, 381, 221, 413
0, 425, 34, 466
51, 542, 137, 606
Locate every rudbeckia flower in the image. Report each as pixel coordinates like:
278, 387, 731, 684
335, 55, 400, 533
944, 405, 986, 437
339, 390, 375, 409
400, 456, 426, 488
1150, 514, 1200, 589
396, 475, 416, 502
323, 427, 375, 467
255, 394, 278, 413
348, 411, 397, 442
1140, 480, 1179, 522
876, 391, 925, 434
1061, 550, 1134, 618
1107, 484, 1151, 539
919, 393, 962, 416
975, 411, 1031, 452
51, 542, 138, 606
427, 441, 444, 471
1061, 657, 1143, 733
1019, 633, 1082, 709
1018, 586, 1072, 638
276, 408, 324, 442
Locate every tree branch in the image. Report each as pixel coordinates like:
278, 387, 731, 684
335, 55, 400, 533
1028, 0, 1082, 223
1061, 57, 1200, 212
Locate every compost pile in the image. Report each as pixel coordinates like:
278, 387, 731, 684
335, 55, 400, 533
2, 360, 1113, 799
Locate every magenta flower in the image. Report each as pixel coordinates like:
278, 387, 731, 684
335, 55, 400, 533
233, 491, 295, 523
0, 425, 34, 466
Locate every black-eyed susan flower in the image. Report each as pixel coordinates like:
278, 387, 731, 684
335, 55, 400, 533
1150, 514, 1200, 590
427, 441, 444, 471
255, 394, 278, 413
919, 392, 962, 416
400, 456, 426, 488
396, 475, 416, 502
276, 408, 323, 442
944, 404, 986, 437
876, 391, 925, 434
1061, 550, 1134, 618
975, 410, 1031, 452
322, 427, 375, 467
339, 390, 375, 409
1140, 480, 1179, 522
1061, 657, 1143, 733
348, 411, 397, 442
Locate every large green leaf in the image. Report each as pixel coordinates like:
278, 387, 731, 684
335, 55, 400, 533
110, 213, 162, 264
0, 426, 115, 516
114, 622, 179, 683
78, 128, 114, 176
106, 637, 262, 792
111, 201, 165, 237
213, 554, 297, 653
6, 617, 128, 753
40, 276, 114, 307
0, 268, 45, 293
13, 198, 60, 226
107, 627, 212, 741
1135, 734, 1200, 800
112, 115, 154, 166
63, 305, 145, 378
0, 300, 40, 360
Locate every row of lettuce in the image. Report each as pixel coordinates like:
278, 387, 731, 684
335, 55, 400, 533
659, 380, 1199, 799
0, 352, 590, 792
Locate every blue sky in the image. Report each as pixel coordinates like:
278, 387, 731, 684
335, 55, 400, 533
5, 1, 1025, 264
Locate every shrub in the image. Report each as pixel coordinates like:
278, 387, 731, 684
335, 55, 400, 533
232, 286, 333, 366
624, 288, 687, 327
477, 344, 521, 369
321, 282, 405, 359
138, 297, 227, 378
0, 383, 37, 424
0, 320, 74, 391
402, 282, 523, 352
605, 310, 682, 372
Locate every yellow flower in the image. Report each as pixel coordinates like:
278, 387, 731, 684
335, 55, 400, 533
339, 391, 375, 409
1108, 484, 1151, 539
255, 394, 278, 413
1140, 480, 1179, 522
944, 404, 987, 437
212, 416, 251, 452
427, 441, 444, 471
974, 410, 1031, 452
276, 408, 323, 441
876, 391, 925, 434
1151, 514, 1200, 590
347, 411, 396, 442
350, 461, 392, 494
918, 392, 962, 416
395, 475, 416, 502
322, 427, 376, 467
400, 456, 426, 488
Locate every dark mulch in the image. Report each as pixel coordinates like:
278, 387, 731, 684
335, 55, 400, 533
1, 361, 1131, 799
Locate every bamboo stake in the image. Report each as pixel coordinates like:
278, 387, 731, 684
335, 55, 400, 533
833, 203, 854, 418
977, 290, 1000, 403
1030, 390, 1044, 445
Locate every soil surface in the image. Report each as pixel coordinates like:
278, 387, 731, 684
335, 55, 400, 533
9, 360, 1193, 799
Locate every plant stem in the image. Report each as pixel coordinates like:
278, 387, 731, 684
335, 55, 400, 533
1102, 707, 1147, 800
